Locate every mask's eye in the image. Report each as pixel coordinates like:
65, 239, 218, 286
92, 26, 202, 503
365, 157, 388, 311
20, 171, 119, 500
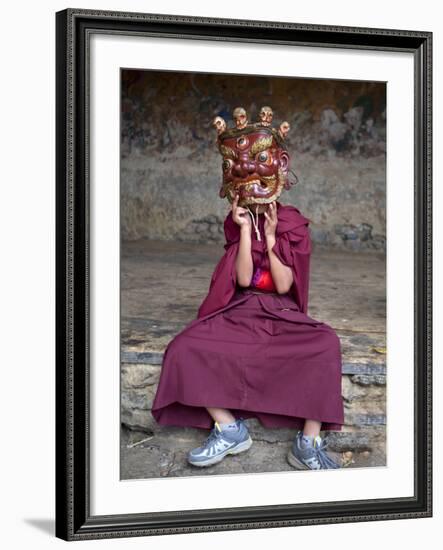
222, 159, 233, 172
236, 136, 249, 150
257, 150, 270, 163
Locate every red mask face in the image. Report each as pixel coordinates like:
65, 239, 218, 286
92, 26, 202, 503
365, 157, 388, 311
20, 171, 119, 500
213, 107, 292, 207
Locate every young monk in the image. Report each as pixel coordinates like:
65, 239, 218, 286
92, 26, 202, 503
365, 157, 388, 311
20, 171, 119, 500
151, 107, 344, 470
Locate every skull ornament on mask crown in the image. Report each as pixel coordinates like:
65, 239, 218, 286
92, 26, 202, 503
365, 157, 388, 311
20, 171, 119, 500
212, 106, 292, 207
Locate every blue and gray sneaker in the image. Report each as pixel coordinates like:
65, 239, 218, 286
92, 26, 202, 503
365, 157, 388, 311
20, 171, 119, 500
187, 418, 253, 467
287, 431, 341, 470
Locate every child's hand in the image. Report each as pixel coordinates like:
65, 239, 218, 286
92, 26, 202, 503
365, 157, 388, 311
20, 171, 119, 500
232, 194, 252, 229
264, 201, 278, 238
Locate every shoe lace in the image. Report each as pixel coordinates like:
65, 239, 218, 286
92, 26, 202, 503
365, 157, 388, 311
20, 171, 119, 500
202, 419, 243, 451
313, 439, 340, 469
201, 425, 222, 450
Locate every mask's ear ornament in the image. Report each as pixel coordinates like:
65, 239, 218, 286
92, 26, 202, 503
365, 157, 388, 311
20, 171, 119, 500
213, 106, 296, 207
278, 121, 291, 140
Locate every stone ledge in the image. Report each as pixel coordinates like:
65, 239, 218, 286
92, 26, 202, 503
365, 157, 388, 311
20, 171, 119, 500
121, 351, 386, 375
121, 402, 387, 431
122, 351, 163, 365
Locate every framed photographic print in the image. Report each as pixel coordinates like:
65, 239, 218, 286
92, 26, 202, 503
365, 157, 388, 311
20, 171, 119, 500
55, 8, 432, 541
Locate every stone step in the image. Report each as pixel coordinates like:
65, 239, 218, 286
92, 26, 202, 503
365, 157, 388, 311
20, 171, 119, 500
122, 351, 163, 365
121, 350, 386, 375
122, 403, 386, 430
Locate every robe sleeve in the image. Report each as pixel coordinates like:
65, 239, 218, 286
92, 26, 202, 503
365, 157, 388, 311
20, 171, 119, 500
271, 222, 311, 314
196, 242, 239, 319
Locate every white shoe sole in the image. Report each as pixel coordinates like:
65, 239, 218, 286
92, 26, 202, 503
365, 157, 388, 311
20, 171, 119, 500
188, 436, 253, 467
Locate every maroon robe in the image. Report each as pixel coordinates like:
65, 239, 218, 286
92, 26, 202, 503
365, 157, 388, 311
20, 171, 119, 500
151, 202, 344, 431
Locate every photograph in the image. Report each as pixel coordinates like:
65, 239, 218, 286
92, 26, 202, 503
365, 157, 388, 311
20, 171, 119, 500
119, 69, 387, 479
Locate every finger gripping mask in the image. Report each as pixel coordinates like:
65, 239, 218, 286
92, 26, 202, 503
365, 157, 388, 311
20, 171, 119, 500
212, 106, 293, 207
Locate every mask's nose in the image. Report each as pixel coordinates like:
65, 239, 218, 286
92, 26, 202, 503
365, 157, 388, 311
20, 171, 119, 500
233, 156, 256, 178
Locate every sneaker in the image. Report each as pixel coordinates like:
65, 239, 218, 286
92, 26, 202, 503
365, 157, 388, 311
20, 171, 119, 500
287, 431, 341, 470
187, 418, 253, 467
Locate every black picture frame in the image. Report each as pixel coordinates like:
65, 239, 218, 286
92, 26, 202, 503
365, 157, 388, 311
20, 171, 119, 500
55, 8, 432, 541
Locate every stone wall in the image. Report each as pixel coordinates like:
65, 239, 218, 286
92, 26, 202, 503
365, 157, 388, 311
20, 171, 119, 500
121, 70, 386, 252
